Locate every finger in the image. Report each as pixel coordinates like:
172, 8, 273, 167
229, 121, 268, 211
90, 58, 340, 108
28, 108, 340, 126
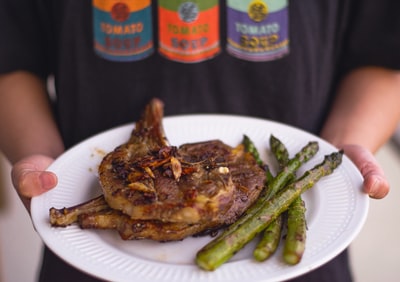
16, 170, 58, 198
363, 171, 389, 199
11, 155, 57, 198
342, 144, 390, 199
12, 169, 57, 213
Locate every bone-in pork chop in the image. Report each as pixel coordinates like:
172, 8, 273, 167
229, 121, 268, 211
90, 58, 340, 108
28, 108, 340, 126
98, 99, 266, 224
50, 98, 266, 241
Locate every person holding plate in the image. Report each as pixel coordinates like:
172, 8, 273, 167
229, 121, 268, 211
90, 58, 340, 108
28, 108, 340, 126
0, 0, 400, 281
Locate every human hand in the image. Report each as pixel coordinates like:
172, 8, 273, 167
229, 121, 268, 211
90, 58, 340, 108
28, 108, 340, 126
11, 154, 58, 212
341, 144, 389, 199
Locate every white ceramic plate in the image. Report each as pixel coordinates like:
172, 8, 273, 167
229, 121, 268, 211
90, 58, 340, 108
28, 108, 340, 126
31, 115, 368, 282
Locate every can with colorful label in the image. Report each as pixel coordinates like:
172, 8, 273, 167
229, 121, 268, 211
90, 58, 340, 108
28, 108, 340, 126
158, 0, 220, 63
227, 0, 289, 62
93, 0, 154, 62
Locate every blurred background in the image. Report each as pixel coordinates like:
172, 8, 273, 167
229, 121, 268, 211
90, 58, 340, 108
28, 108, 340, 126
1, 127, 400, 282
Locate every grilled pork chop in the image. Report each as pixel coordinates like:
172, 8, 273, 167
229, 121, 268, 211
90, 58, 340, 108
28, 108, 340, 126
50, 98, 266, 241
98, 99, 266, 224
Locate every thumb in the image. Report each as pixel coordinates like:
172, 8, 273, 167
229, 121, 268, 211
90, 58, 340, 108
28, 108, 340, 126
14, 170, 58, 198
11, 155, 57, 199
341, 144, 389, 199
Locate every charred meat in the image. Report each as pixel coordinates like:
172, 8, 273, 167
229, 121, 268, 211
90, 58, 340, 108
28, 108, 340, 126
50, 98, 266, 241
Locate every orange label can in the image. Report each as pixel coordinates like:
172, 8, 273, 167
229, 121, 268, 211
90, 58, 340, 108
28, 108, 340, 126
158, 0, 220, 63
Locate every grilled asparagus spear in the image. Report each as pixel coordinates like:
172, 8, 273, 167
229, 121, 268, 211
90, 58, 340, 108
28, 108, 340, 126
269, 134, 308, 265
242, 135, 274, 182
283, 196, 307, 265
253, 135, 291, 261
195, 150, 343, 271
264, 141, 319, 199
242, 134, 264, 166
270, 135, 290, 170
256, 135, 308, 264
253, 213, 283, 261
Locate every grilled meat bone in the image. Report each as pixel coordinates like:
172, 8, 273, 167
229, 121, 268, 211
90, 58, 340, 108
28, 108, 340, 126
50, 98, 266, 241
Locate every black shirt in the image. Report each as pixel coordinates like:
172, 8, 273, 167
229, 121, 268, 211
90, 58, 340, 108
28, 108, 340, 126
2, 0, 400, 149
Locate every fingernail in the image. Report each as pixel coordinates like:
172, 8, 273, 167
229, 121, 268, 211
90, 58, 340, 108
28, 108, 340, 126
368, 178, 379, 197
39, 172, 57, 191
